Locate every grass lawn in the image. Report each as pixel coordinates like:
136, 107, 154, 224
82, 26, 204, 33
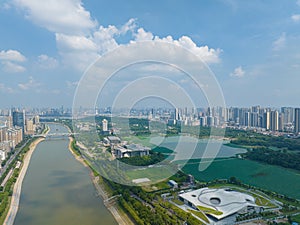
188, 209, 209, 223
126, 166, 175, 183
172, 198, 184, 206
291, 214, 300, 223
197, 206, 223, 216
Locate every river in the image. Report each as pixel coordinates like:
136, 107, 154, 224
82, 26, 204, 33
14, 124, 117, 225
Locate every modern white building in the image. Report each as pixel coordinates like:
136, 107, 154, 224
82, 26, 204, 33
102, 119, 108, 132
179, 188, 258, 221
115, 144, 151, 158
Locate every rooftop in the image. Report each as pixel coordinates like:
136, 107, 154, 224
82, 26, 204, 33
179, 188, 257, 220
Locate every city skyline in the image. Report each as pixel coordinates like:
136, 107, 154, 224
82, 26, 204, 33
1, 1, 300, 107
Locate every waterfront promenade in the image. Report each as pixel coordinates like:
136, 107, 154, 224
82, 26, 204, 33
3, 138, 45, 225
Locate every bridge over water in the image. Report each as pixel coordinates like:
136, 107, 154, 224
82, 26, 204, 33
33, 133, 78, 138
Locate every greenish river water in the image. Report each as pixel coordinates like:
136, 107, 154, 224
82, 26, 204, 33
14, 124, 117, 225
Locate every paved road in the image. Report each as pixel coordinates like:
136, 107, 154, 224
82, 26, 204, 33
0, 139, 30, 177
3, 139, 39, 225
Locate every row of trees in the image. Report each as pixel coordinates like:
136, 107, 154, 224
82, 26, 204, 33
245, 147, 300, 171
100, 171, 202, 225
118, 152, 166, 166
0, 137, 38, 222
231, 133, 300, 151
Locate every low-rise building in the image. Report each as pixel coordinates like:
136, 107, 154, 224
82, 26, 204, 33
115, 144, 151, 158
179, 188, 259, 221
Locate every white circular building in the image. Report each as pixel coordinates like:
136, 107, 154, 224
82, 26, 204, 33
179, 188, 258, 220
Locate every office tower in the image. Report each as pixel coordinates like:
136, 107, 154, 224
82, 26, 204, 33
294, 108, 300, 134
199, 117, 206, 127
102, 119, 108, 132
281, 107, 294, 124
12, 110, 25, 130
251, 105, 260, 113
175, 108, 180, 121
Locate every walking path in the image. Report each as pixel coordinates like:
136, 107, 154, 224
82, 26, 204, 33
3, 137, 45, 225
68, 136, 134, 225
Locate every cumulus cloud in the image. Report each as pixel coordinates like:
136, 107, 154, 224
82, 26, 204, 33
272, 33, 286, 51
37, 54, 58, 69
0, 49, 27, 73
134, 28, 154, 41
56, 33, 97, 51
14, 1, 221, 71
120, 18, 137, 34
1, 61, 26, 73
93, 25, 119, 54
13, 0, 96, 35
0, 83, 14, 93
18, 76, 41, 90
230, 66, 245, 78
291, 14, 300, 22
132, 29, 221, 64
55, 33, 99, 71
0, 50, 26, 62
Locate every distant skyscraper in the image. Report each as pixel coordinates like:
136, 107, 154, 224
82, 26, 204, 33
281, 107, 294, 124
175, 108, 180, 121
12, 110, 25, 130
102, 119, 108, 132
250, 112, 258, 127
263, 111, 270, 130
270, 110, 279, 131
278, 113, 284, 131
294, 108, 300, 134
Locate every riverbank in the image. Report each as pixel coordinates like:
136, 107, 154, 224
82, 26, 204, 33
68, 136, 134, 225
3, 137, 45, 225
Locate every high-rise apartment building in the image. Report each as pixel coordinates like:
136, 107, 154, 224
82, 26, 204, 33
294, 108, 300, 134
102, 119, 108, 132
270, 110, 279, 131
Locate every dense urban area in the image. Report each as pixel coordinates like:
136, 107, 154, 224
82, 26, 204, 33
1, 106, 300, 225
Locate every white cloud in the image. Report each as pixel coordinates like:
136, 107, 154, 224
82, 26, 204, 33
14, 0, 221, 71
134, 28, 154, 41
37, 54, 58, 69
230, 66, 245, 78
272, 33, 286, 51
18, 76, 41, 90
132, 29, 221, 64
93, 25, 119, 54
56, 33, 97, 51
120, 18, 137, 34
0, 50, 27, 73
66, 80, 79, 88
13, 0, 96, 35
55, 33, 99, 71
0, 50, 26, 62
1, 61, 26, 73
291, 14, 300, 22
0, 83, 14, 93
1, 2, 11, 10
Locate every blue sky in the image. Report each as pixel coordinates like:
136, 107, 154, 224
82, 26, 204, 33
0, 0, 300, 108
